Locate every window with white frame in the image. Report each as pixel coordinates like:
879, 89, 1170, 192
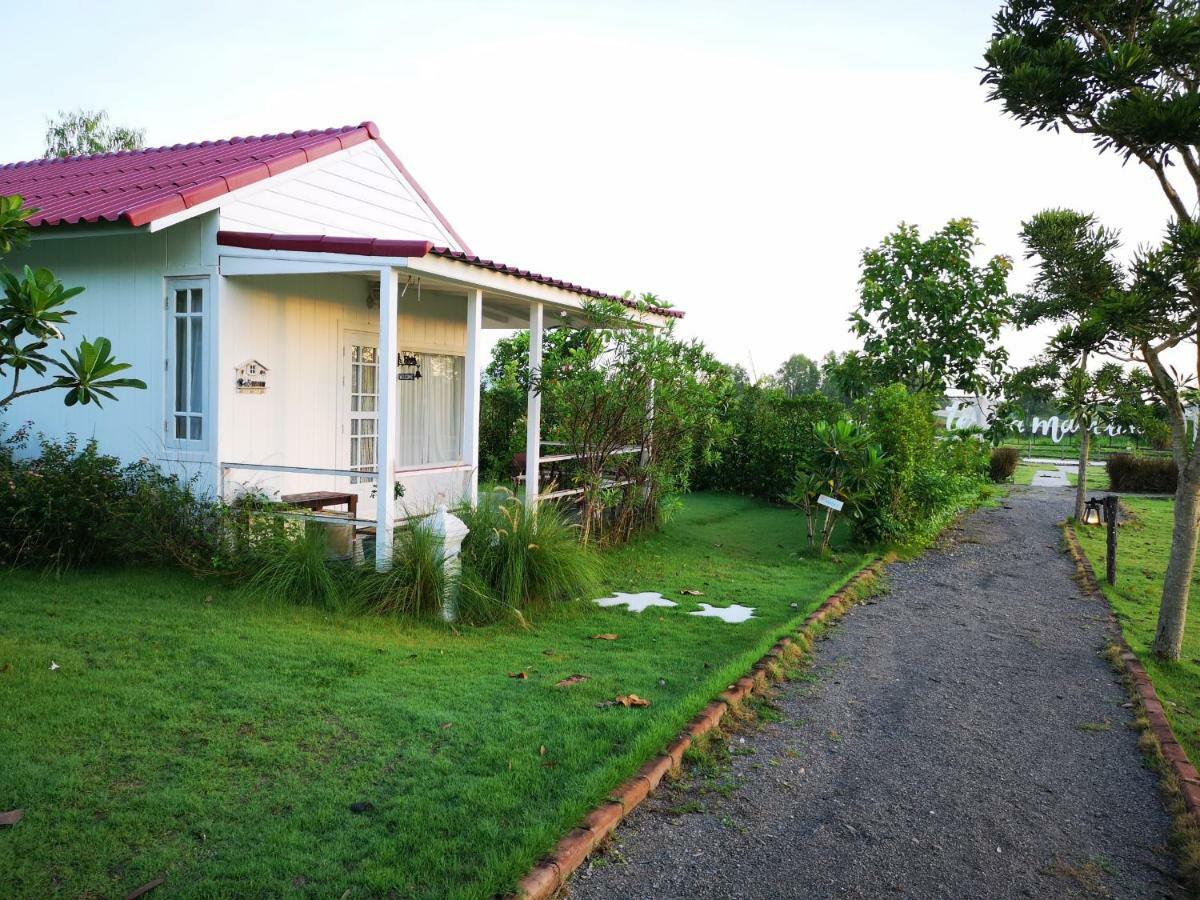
167, 280, 207, 444
348, 342, 379, 483
396, 352, 464, 468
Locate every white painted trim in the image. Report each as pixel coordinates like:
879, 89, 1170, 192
27, 223, 150, 241
163, 276, 212, 451
403, 254, 672, 327
219, 250, 411, 276
218, 247, 672, 327
463, 288, 483, 505
525, 303, 543, 509
146, 142, 463, 252
376, 267, 400, 570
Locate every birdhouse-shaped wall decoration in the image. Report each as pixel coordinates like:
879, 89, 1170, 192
235, 360, 269, 393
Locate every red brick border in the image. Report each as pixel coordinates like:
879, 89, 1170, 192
514, 559, 886, 899
1063, 525, 1200, 816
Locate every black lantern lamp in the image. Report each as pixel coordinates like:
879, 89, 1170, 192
1082, 497, 1104, 526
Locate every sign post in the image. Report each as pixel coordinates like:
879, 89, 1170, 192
1104, 495, 1119, 586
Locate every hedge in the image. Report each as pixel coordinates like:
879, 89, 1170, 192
1107, 453, 1177, 494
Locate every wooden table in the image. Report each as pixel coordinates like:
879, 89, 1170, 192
280, 490, 358, 518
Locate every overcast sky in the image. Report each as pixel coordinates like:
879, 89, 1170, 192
0, 0, 1179, 377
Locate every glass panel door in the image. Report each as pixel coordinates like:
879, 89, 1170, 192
347, 339, 379, 483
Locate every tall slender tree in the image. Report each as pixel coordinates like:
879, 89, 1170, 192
984, 0, 1200, 660
1018, 209, 1126, 520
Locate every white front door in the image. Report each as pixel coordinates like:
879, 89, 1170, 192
343, 331, 379, 485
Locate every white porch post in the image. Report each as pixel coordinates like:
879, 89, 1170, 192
524, 302, 544, 510
376, 266, 399, 571
462, 288, 483, 505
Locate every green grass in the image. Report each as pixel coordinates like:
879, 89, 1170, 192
1075, 497, 1200, 769
998, 433, 1159, 461
1011, 462, 1111, 492
0, 492, 868, 899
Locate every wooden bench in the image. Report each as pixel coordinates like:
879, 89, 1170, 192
280, 490, 358, 519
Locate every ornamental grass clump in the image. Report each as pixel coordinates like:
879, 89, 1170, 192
349, 523, 447, 618
244, 524, 344, 610
457, 489, 600, 623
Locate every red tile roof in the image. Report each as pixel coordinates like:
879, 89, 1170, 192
216, 230, 683, 319
0, 122, 470, 251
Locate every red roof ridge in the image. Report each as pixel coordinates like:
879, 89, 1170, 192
0, 123, 369, 171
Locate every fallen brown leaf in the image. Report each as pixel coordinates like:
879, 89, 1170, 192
0, 809, 23, 826
507, 671, 527, 679
538, 744, 546, 756
555, 674, 589, 687
440, 723, 452, 729
592, 634, 618, 641
123, 876, 164, 900
615, 694, 651, 708
680, 589, 705, 596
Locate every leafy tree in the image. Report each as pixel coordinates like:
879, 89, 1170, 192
984, 1, 1200, 660
819, 350, 873, 404
539, 302, 734, 544
44, 109, 145, 158
1018, 209, 1126, 519
770, 353, 822, 397
0, 197, 145, 410
851, 219, 1014, 395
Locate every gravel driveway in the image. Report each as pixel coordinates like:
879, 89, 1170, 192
570, 487, 1185, 899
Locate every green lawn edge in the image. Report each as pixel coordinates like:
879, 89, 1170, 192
1072, 499, 1200, 771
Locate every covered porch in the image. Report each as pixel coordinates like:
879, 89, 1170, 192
214, 232, 671, 567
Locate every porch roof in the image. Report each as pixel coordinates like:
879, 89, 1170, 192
215, 230, 683, 320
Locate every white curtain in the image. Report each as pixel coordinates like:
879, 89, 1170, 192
397, 353, 464, 467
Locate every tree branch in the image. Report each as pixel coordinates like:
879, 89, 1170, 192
0, 378, 59, 409
1134, 149, 1195, 223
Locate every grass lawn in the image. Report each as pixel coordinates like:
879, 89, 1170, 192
1012, 462, 1111, 492
1075, 497, 1200, 768
0, 492, 868, 899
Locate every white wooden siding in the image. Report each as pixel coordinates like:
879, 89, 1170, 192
219, 143, 463, 248
0, 214, 220, 487
218, 276, 469, 513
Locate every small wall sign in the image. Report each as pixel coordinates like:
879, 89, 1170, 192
397, 350, 422, 381
817, 494, 844, 512
235, 359, 269, 393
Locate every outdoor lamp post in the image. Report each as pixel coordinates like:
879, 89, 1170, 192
1082, 497, 1104, 526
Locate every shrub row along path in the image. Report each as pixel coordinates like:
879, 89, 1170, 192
571, 486, 1185, 899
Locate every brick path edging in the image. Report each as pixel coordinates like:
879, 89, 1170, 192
513, 559, 887, 899
1063, 524, 1200, 816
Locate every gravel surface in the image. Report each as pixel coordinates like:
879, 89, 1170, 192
570, 487, 1185, 899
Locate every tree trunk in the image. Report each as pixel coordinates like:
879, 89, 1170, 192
1153, 472, 1200, 660
1074, 427, 1090, 522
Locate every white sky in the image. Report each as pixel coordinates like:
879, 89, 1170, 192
0, 0, 1181, 378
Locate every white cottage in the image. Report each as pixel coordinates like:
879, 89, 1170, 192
0, 121, 680, 561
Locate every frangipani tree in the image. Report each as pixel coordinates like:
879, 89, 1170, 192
788, 419, 885, 554
984, 1, 1200, 660
1018, 209, 1126, 520
0, 197, 145, 411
